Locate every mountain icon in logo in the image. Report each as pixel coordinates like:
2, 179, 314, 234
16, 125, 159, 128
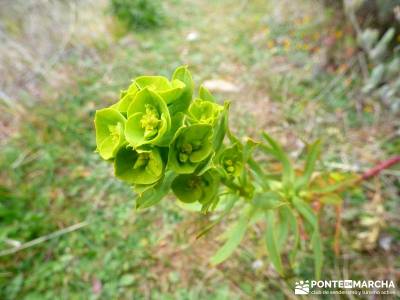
295, 280, 310, 295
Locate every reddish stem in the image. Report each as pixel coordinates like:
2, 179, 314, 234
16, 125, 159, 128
359, 155, 400, 181
298, 216, 308, 241
320, 156, 399, 256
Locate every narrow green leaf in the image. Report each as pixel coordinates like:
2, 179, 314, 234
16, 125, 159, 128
258, 144, 275, 156
276, 208, 290, 251
248, 209, 265, 226
295, 140, 321, 190
292, 197, 317, 229
311, 229, 323, 280
284, 207, 300, 267
308, 181, 349, 194
320, 194, 343, 205
265, 211, 284, 275
248, 158, 264, 178
196, 195, 237, 239
210, 209, 250, 265
252, 191, 284, 210
293, 198, 323, 277
213, 102, 230, 151
261, 133, 294, 186
248, 158, 270, 189
242, 138, 258, 163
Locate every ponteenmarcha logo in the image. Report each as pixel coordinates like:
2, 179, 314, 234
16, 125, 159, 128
295, 280, 310, 294
294, 280, 396, 296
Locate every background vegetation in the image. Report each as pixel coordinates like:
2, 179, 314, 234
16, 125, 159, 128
110, 0, 164, 31
0, 0, 399, 299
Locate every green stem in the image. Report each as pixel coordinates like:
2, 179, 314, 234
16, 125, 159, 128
221, 177, 250, 198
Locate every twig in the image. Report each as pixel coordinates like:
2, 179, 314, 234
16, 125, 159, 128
0, 221, 88, 257
314, 156, 400, 197
359, 156, 400, 181
321, 156, 400, 254
326, 161, 400, 177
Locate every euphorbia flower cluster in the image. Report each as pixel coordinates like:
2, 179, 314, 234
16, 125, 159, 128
95, 66, 332, 277
94, 66, 245, 210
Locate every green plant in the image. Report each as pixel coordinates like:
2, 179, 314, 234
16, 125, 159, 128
94, 65, 345, 278
341, 0, 400, 111
94, 66, 400, 279
110, 0, 164, 31
359, 27, 400, 111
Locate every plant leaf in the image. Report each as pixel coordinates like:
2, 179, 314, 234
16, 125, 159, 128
170, 65, 194, 115
261, 133, 294, 186
196, 195, 238, 239
320, 194, 342, 205
136, 171, 177, 209
213, 102, 230, 151
311, 229, 323, 280
276, 207, 290, 251
252, 191, 284, 210
283, 207, 300, 267
292, 197, 317, 229
292, 197, 323, 277
295, 140, 321, 190
265, 210, 284, 275
199, 85, 216, 102
210, 208, 251, 265
156, 112, 185, 147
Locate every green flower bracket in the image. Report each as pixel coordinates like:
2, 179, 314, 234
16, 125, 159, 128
171, 170, 219, 205
125, 88, 171, 149
94, 108, 127, 160
114, 146, 164, 185
135, 75, 185, 105
167, 124, 214, 174
188, 98, 223, 126
219, 143, 243, 177
117, 82, 139, 113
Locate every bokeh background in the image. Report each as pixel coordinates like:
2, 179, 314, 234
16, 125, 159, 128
0, 0, 399, 299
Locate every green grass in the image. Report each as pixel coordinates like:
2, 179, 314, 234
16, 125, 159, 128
0, 0, 399, 299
